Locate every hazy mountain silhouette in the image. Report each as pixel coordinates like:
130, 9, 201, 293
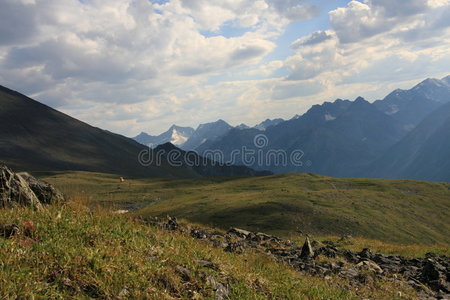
368, 101, 450, 181
134, 125, 194, 148
0, 86, 266, 178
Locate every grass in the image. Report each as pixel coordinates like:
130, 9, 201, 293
40, 171, 450, 245
0, 201, 419, 299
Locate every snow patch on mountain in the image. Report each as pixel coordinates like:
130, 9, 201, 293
324, 113, 336, 121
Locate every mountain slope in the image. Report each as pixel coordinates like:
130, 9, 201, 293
0, 85, 198, 178
134, 125, 194, 148
369, 101, 450, 181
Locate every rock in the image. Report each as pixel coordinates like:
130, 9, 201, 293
175, 265, 191, 281
190, 228, 209, 239
206, 276, 229, 300
0, 224, 20, 238
163, 216, 179, 231
0, 165, 43, 210
421, 259, 446, 282
340, 268, 359, 278
300, 237, 314, 260
359, 248, 373, 260
195, 259, 219, 270
227, 228, 251, 238
343, 250, 359, 263
315, 246, 338, 258
17, 172, 65, 204
215, 282, 229, 300
224, 241, 246, 254
356, 260, 383, 274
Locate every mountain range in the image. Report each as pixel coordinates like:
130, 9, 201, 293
134, 118, 286, 149
134, 75, 450, 181
1, 75, 448, 181
134, 125, 195, 148
0, 85, 267, 178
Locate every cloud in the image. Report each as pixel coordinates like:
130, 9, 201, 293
0, 0, 449, 136
286, 32, 340, 80
0, 0, 37, 46
284, 0, 450, 84
267, 0, 319, 21
231, 44, 270, 61
291, 30, 333, 49
329, 0, 447, 44
272, 80, 325, 100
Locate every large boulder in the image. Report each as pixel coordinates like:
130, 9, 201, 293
17, 172, 65, 204
0, 165, 64, 209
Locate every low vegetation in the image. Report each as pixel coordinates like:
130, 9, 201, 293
42, 171, 450, 245
0, 201, 420, 299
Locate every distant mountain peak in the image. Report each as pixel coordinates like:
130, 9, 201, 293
254, 118, 284, 131
440, 75, 450, 85
134, 125, 194, 148
236, 123, 250, 130
354, 96, 366, 103
197, 119, 231, 130
181, 119, 233, 150
413, 78, 446, 90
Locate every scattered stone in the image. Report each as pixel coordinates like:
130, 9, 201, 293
206, 276, 229, 300
195, 259, 219, 270
356, 260, 383, 274
359, 248, 373, 260
224, 241, 246, 254
157, 217, 450, 298
164, 216, 179, 231
227, 228, 251, 238
299, 237, 314, 260
191, 228, 209, 239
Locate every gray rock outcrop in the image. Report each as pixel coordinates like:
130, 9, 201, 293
0, 165, 64, 209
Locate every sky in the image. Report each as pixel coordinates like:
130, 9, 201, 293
1, 0, 450, 136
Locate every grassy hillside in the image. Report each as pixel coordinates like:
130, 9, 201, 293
41, 171, 450, 245
0, 203, 419, 299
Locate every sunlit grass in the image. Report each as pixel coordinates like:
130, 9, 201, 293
42, 171, 450, 245
0, 199, 420, 299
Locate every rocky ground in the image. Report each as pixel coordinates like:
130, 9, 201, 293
153, 216, 450, 300
2, 163, 448, 299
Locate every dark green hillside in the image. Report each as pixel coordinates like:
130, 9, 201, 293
0, 85, 197, 178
